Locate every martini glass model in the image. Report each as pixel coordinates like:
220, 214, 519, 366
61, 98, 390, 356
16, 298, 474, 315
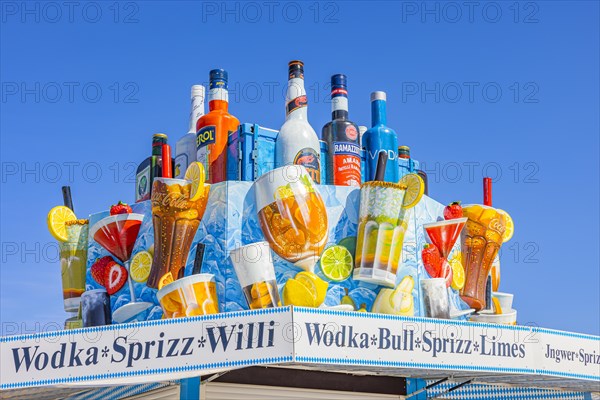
90, 213, 153, 323
423, 217, 467, 260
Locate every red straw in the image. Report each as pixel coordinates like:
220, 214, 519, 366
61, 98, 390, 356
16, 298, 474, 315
483, 177, 492, 206
162, 144, 172, 178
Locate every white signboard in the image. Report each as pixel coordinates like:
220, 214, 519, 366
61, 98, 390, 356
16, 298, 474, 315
0, 308, 294, 389
2, 307, 599, 390
536, 328, 600, 381
293, 307, 538, 374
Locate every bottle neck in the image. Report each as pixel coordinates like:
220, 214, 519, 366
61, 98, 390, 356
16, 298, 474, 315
208, 86, 229, 112
331, 87, 348, 120
371, 99, 387, 126
286, 77, 308, 120
188, 94, 205, 133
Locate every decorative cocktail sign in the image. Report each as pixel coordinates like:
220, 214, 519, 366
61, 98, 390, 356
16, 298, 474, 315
1, 308, 598, 391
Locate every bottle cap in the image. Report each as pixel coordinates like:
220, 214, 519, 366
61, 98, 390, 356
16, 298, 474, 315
153, 133, 168, 140
209, 69, 228, 82
398, 146, 411, 159
191, 85, 205, 97
288, 60, 304, 79
371, 91, 386, 102
331, 74, 347, 88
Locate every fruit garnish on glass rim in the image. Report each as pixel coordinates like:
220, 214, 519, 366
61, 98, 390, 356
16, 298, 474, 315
184, 162, 206, 201
398, 173, 424, 209
110, 201, 132, 215
47, 206, 77, 242
443, 201, 463, 220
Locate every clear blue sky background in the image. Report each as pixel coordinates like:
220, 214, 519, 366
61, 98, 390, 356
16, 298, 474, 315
1, 1, 598, 335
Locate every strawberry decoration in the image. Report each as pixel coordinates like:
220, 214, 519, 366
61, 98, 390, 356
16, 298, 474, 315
110, 201, 132, 215
90, 256, 128, 295
422, 244, 443, 278
443, 201, 463, 220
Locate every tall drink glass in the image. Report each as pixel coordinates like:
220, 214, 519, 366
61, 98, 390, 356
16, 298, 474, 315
230, 242, 281, 309
255, 166, 328, 272
59, 219, 89, 312
354, 181, 407, 287
147, 178, 210, 289
460, 204, 506, 310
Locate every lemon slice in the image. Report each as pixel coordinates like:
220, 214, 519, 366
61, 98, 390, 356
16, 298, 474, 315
130, 251, 152, 283
449, 253, 465, 291
492, 297, 503, 315
295, 271, 329, 305
319, 245, 353, 282
283, 278, 317, 307
184, 162, 206, 201
47, 206, 77, 242
398, 173, 425, 209
497, 209, 514, 243
158, 271, 174, 290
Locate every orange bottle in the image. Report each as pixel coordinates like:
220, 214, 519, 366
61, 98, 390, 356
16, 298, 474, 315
196, 69, 239, 183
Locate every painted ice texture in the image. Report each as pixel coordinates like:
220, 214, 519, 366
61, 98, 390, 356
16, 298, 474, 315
86, 182, 469, 323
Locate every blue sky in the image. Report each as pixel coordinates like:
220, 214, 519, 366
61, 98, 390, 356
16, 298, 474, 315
1, 1, 598, 335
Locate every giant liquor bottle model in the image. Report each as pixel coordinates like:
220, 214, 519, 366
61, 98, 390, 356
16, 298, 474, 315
135, 133, 168, 203
196, 69, 239, 184
362, 92, 399, 182
275, 60, 321, 183
322, 74, 361, 186
175, 85, 205, 179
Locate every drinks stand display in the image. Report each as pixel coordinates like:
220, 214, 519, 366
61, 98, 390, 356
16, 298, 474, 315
1, 64, 598, 400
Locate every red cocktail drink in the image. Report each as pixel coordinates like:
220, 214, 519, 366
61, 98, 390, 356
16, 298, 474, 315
91, 214, 143, 262
423, 217, 467, 259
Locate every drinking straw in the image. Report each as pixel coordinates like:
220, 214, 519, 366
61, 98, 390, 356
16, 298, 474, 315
483, 177, 492, 206
161, 144, 172, 178
373, 151, 388, 181
62, 186, 74, 212
192, 243, 205, 275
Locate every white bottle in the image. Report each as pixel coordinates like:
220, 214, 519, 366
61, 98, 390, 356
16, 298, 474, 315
174, 85, 205, 179
275, 60, 321, 183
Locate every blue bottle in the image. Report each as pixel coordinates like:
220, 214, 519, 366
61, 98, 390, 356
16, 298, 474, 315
362, 91, 399, 182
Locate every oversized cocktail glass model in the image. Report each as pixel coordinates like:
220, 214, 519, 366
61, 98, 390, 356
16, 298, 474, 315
156, 273, 218, 318
460, 204, 506, 310
255, 165, 328, 272
146, 178, 210, 289
230, 242, 281, 309
59, 220, 89, 312
90, 213, 153, 323
353, 181, 408, 287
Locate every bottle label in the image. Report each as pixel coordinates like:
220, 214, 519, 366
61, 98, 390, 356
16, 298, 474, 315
286, 95, 307, 115
196, 125, 216, 174
332, 142, 361, 186
293, 147, 320, 183
345, 125, 358, 140
136, 165, 151, 202
174, 153, 188, 179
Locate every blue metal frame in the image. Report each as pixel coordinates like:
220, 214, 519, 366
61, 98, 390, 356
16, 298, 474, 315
180, 377, 200, 400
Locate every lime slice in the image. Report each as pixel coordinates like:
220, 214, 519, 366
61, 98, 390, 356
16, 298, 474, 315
398, 173, 425, 209
130, 251, 152, 283
320, 245, 353, 282
47, 206, 77, 242
497, 209, 514, 243
184, 162, 206, 201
